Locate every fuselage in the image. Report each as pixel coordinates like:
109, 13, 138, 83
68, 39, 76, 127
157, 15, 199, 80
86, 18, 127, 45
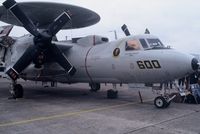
5, 34, 197, 84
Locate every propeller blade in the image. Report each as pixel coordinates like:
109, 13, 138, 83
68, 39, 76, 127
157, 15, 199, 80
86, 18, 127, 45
3, 0, 76, 80
47, 12, 71, 36
6, 46, 36, 81
50, 45, 76, 76
3, 0, 40, 37
121, 24, 131, 36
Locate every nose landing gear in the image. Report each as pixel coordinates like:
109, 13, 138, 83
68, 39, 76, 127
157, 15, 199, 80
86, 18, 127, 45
152, 83, 177, 108
154, 96, 170, 108
154, 95, 176, 108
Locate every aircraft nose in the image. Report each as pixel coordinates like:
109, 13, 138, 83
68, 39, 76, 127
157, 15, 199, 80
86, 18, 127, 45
191, 58, 199, 70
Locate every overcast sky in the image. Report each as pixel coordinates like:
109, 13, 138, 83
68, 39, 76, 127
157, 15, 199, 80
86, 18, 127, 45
0, 0, 200, 54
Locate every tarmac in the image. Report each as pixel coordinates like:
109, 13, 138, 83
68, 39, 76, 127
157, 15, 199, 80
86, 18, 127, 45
0, 79, 200, 134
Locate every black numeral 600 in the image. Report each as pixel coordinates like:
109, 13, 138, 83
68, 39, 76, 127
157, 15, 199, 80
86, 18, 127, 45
137, 60, 161, 69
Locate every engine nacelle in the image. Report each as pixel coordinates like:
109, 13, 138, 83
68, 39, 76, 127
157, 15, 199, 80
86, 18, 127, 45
76, 35, 109, 47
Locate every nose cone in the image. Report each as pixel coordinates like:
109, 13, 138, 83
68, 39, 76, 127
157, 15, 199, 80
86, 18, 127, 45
191, 58, 199, 70
159, 50, 198, 81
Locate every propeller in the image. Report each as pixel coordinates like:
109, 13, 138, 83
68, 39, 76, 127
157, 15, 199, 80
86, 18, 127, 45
3, 0, 76, 81
121, 24, 131, 36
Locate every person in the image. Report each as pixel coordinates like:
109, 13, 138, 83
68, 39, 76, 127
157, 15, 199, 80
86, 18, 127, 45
169, 80, 173, 89
185, 72, 200, 104
185, 76, 190, 89
189, 72, 199, 85
178, 77, 185, 87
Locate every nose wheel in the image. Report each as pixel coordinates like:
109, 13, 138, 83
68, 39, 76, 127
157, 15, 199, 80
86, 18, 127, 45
10, 83, 24, 99
154, 96, 172, 108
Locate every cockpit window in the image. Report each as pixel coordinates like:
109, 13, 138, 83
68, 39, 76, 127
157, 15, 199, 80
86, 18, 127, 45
125, 40, 141, 51
139, 39, 148, 49
147, 39, 164, 48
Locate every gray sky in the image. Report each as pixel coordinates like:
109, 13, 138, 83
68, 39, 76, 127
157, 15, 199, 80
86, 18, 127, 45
1, 0, 200, 53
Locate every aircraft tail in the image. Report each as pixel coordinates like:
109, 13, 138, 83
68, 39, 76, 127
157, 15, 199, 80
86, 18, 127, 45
0, 25, 15, 48
0, 25, 13, 37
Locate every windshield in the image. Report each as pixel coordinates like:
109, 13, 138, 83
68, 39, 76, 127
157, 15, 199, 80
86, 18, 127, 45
147, 38, 164, 48
139, 39, 148, 49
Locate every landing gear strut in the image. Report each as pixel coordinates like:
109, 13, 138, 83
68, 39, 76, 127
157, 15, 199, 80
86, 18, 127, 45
89, 83, 100, 92
10, 82, 24, 99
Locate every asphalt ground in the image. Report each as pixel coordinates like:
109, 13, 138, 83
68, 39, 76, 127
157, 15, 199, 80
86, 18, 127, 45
0, 79, 200, 134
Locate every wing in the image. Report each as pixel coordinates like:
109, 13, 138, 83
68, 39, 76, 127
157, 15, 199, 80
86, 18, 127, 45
52, 41, 73, 51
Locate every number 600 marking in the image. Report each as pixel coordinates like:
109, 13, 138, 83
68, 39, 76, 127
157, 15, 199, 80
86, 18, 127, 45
137, 60, 161, 69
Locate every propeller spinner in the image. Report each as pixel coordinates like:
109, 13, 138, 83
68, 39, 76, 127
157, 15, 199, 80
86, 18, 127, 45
3, 0, 76, 81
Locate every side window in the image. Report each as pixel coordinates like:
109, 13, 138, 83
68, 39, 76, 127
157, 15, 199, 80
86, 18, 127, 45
139, 39, 148, 49
125, 40, 140, 51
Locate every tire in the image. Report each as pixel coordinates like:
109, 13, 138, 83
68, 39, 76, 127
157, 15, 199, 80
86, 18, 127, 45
154, 96, 167, 108
89, 83, 100, 92
13, 84, 24, 98
107, 89, 118, 99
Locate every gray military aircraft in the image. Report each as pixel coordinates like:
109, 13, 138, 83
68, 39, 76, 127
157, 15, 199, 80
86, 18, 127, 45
0, 0, 199, 108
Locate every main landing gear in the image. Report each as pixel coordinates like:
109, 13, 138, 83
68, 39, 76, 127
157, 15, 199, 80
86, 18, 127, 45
89, 83, 118, 99
107, 84, 118, 99
9, 82, 24, 99
107, 89, 118, 99
89, 83, 100, 92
